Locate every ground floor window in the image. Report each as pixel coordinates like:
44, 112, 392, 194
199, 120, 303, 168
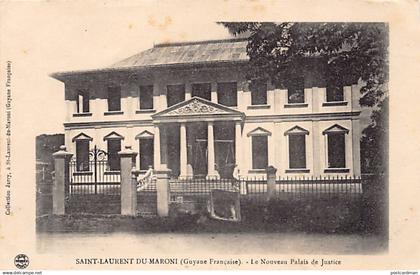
139, 138, 154, 170
252, 136, 268, 169
76, 139, 90, 171
107, 139, 121, 171
327, 133, 346, 168
323, 124, 349, 169
288, 134, 306, 169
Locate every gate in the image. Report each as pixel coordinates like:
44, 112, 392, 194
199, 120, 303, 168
67, 146, 121, 214
135, 168, 158, 216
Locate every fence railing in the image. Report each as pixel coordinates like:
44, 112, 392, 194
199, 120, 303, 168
69, 160, 121, 195
169, 178, 239, 203
168, 176, 364, 204
68, 164, 365, 202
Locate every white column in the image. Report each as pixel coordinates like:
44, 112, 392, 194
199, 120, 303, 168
235, 121, 242, 174
153, 87, 160, 112
311, 87, 320, 113
153, 125, 161, 169
160, 83, 167, 110
211, 82, 218, 103
351, 84, 361, 112
312, 121, 321, 176
179, 123, 188, 178
351, 119, 361, 176
185, 83, 192, 100
207, 121, 218, 179
160, 127, 168, 169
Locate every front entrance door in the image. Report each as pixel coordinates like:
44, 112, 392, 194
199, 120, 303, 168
215, 140, 235, 178
192, 139, 208, 177
189, 122, 208, 178
167, 124, 180, 177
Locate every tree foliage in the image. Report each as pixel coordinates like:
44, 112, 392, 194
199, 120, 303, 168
220, 22, 389, 174
220, 22, 388, 107
36, 134, 65, 165
361, 97, 389, 174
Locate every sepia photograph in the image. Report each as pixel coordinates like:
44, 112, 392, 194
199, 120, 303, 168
1, 0, 419, 271
36, 21, 388, 254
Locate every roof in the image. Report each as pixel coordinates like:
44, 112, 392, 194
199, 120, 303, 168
51, 38, 249, 81
112, 38, 249, 68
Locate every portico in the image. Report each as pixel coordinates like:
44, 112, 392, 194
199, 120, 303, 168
152, 97, 244, 179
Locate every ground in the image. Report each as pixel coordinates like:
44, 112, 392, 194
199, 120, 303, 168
36, 209, 388, 255
37, 231, 387, 255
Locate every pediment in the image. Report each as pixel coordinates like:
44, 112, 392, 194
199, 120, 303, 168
135, 130, 154, 139
247, 127, 272, 137
103, 131, 124, 140
152, 97, 243, 119
72, 132, 93, 142
322, 124, 349, 135
284, 125, 309, 136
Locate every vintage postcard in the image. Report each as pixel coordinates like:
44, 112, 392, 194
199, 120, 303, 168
0, 0, 419, 272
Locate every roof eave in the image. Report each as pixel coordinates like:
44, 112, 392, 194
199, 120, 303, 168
50, 59, 249, 82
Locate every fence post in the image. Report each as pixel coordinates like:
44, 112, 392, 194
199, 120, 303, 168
119, 146, 138, 216
52, 145, 73, 215
266, 165, 277, 200
155, 168, 171, 217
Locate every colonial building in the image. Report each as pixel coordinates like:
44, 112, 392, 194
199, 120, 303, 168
51, 38, 361, 179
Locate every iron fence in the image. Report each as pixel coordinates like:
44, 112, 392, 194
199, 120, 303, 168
168, 175, 364, 204
137, 178, 157, 216
247, 176, 362, 202
69, 160, 121, 195
169, 178, 239, 203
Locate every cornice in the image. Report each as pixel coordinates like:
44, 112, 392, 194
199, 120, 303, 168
64, 111, 361, 130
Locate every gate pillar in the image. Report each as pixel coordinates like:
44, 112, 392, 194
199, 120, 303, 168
119, 146, 138, 216
52, 146, 73, 215
266, 165, 277, 200
155, 168, 171, 217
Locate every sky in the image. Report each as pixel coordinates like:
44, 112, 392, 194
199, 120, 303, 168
0, 1, 382, 140
2, 1, 420, 263
1, 2, 233, 136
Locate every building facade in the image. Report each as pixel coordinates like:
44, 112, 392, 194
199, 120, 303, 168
51, 38, 361, 179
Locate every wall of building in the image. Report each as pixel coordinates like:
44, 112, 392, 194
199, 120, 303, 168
239, 118, 358, 178
63, 63, 361, 125
62, 61, 362, 177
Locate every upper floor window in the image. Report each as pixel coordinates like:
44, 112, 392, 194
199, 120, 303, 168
167, 84, 185, 107
76, 90, 89, 113
72, 133, 92, 172
247, 127, 271, 170
250, 81, 267, 105
217, 82, 237, 107
326, 83, 344, 102
285, 126, 309, 170
287, 77, 305, 104
323, 124, 349, 169
104, 132, 124, 171
139, 85, 154, 110
107, 86, 121, 112
192, 83, 211, 101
